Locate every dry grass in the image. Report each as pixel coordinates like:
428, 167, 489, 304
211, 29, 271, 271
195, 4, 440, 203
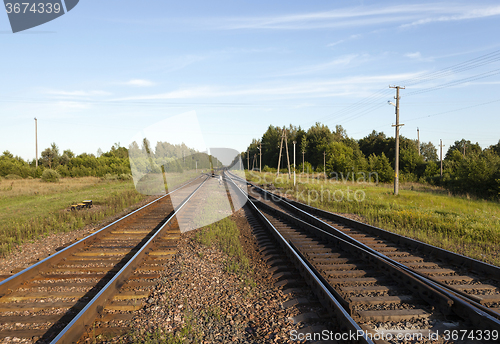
0, 177, 146, 256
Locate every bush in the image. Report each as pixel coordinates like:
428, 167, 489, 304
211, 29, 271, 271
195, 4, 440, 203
298, 161, 313, 173
118, 173, 132, 180
4, 174, 22, 180
262, 165, 276, 173
102, 174, 118, 181
41, 169, 60, 182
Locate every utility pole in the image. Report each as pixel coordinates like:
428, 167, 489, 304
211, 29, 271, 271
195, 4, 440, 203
389, 85, 405, 195
34, 117, 38, 168
259, 142, 262, 173
439, 139, 445, 178
276, 128, 292, 178
247, 150, 249, 171
417, 127, 420, 156
302, 151, 305, 174
323, 151, 326, 178
293, 141, 296, 186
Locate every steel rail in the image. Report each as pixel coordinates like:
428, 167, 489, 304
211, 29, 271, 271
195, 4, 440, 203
240, 178, 500, 321
0, 175, 203, 298
233, 174, 500, 331
234, 172, 500, 278
50, 174, 210, 343
224, 172, 375, 344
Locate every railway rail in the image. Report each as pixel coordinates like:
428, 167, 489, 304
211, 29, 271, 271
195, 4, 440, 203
0, 174, 210, 343
225, 171, 500, 343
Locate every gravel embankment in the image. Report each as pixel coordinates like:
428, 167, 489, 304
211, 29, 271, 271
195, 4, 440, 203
105, 208, 308, 343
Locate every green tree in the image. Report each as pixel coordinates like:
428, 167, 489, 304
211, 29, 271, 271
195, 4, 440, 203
260, 125, 282, 169
41, 143, 60, 169
445, 139, 481, 160
358, 130, 394, 162
306, 123, 334, 167
420, 141, 438, 162
367, 153, 393, 183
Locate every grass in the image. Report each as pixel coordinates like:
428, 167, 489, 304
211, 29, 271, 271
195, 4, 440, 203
195, 217, 255, 288
0, 177, 146, 257
246, 171, 500, 266
126, 310, 201, 344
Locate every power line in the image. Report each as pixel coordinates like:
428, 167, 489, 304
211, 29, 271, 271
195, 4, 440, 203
405, 98, 500, 123
317, 49, 500, 126
405, 69, 500, 96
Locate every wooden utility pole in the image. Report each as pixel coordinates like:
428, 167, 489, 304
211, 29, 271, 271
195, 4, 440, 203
34, 117, 38, 168
323, 151, 326, 178
277, 138, 282, 175
390, 85, 405, 195
440, 139, 445, 178
293, 141, 296, 186
302, 151, 305, 174
259, 142, 262, 173
417, 127, 420, 156
276, 128, 291, 178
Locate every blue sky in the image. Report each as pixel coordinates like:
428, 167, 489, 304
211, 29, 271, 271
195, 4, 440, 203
1, 0, 500, 160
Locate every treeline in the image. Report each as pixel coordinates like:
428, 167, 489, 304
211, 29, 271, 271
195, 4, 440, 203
244, 123, 500, 199
129, 138, 217, 174
0, 139, 218, 181
0, 143, 131, 179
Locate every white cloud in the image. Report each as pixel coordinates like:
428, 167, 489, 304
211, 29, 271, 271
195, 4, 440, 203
113, 72, 420, 101
405, 52, 422, 59
124, 79, 156, 87
400, 6, 500, 28
204, 4, 500, 31
45, 90, 111, 97
273, 54, 360, 77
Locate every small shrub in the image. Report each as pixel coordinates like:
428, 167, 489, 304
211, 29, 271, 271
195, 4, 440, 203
41, 169, 60, 182
118, 173, 132, 180
262, 165, 273, 173
102, 173, 118, 181
4, 174, 22, 180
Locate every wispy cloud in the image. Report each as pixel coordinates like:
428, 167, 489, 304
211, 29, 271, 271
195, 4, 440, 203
273, 54, 361, 77
206, 4, 500, 30
400, 6, 500, 28
45, 90, 111, 97
403, 51, 436, 63
405, 52, 422, 59
123, 79, 156, 87
113, 72, 420, 101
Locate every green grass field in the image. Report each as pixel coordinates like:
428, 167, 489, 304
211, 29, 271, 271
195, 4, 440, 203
246, 171, 500, 266
0, 177, 146, 256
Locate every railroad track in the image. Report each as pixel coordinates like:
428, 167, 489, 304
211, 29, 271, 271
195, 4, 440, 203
0, 175, 210, 344
225, 171, 500, 343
